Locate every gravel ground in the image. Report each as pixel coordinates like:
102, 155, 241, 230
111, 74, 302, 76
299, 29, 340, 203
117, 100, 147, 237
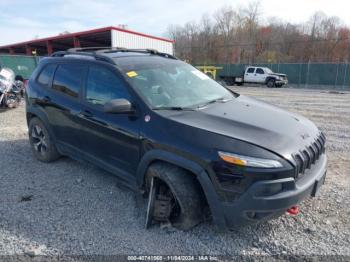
0, 87, 349, 258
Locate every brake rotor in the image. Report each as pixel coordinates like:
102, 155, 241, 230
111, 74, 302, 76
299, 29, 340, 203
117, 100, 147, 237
145, 177, 173, 228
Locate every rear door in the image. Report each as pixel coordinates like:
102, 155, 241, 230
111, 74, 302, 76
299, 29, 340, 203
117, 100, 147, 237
77, 63, 141, 181
244, 67, 256, 82
47, 63, 87, 152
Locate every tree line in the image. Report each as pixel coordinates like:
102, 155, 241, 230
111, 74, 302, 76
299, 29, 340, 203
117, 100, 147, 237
165, 2, 350, 64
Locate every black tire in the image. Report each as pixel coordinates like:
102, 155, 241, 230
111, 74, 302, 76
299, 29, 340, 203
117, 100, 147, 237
28, 117, 60, 162
266, 79, 275, 88
145, 162, 204, 231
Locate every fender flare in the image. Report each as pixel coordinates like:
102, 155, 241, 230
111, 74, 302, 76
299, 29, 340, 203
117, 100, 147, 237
136, 149, 227, 230
26, 106, 57, 144
136, 149, 202, 186
265, 76, 276, 84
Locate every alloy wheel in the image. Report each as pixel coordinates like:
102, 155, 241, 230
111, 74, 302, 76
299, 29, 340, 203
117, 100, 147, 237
31, 125, 47, 155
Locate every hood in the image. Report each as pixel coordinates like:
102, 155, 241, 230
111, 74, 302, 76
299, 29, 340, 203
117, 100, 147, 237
158, 95, 320, 159
269, 73, 287, 77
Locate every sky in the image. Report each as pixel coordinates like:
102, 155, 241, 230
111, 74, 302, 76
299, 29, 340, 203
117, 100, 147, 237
0, 0, 349, 46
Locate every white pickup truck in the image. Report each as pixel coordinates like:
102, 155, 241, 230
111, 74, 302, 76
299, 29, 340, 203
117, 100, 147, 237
220, 66, 288, 87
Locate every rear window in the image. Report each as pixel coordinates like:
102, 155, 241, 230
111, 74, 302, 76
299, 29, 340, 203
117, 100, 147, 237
52, 64, 85, 98
37, 64, 56, 87
247, 67, 255, 73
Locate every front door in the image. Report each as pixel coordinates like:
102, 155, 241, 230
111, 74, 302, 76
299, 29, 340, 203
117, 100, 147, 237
255, 68, 267, 83
77, 64, 141, 182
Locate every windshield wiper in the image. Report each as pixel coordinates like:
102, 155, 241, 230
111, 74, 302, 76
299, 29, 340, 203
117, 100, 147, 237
152, 97, 232, 111
195, 97, 232, 109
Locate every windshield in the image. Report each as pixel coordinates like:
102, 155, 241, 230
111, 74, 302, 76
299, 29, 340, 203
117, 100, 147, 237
264, 68, 273, 74
115, 56, 234, 109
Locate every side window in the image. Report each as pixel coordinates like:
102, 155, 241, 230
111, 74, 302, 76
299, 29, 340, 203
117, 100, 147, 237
37, 64, 56, 87
52, 64, 85, 98
256, 68, 264, 74
86, 66, 129, 106
247, 67, 255, 73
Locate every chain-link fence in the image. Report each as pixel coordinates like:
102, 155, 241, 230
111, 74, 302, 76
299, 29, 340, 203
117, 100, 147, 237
213, 63, 350, 89
1, 54, 350, 89
0, 55, 40, 79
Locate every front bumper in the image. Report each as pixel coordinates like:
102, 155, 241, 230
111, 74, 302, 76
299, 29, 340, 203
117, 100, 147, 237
217, 154, 327, 228
275, 79, 288, 85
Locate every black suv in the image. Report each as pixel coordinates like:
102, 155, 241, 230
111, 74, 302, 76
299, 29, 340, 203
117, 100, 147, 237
26, 48, 327, 231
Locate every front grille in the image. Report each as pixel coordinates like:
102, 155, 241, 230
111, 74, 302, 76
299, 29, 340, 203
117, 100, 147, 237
292, 132, 326, 178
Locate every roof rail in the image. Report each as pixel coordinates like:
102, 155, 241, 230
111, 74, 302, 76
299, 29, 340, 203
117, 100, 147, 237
97, 48, 177, 59
98, 48, 157, 54
51, 47, 177, 62
51, 50, 116, 64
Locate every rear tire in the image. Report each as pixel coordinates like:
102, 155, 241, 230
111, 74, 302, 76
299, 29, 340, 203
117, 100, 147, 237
28, 117, 60, 162
145, 163, 204, 231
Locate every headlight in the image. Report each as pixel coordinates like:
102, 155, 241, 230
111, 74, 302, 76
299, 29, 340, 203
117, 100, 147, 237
218, 151, 283, 168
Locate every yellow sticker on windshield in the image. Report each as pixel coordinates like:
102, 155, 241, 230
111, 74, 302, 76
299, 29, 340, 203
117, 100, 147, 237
126, 71, 138, 77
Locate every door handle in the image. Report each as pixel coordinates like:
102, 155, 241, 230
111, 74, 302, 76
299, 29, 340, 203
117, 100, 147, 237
78, 110, 107, 126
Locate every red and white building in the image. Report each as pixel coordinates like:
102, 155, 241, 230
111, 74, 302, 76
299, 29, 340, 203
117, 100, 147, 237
0, 26, 174, 56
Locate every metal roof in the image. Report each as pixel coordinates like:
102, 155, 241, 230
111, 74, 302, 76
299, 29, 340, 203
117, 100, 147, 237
0, 26, 174, 56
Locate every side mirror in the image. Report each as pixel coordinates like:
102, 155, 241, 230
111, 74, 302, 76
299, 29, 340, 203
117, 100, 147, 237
103, 98, 135, 114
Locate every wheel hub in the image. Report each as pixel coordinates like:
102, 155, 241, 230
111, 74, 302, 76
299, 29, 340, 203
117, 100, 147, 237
145, 177, 178, 228
153, 194, 172, 221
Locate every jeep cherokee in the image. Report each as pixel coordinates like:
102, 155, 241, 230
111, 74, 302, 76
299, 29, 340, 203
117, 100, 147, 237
25, 48, 327, 231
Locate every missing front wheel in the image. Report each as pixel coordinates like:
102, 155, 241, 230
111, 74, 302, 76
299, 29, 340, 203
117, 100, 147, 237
145, 177, 177, 228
